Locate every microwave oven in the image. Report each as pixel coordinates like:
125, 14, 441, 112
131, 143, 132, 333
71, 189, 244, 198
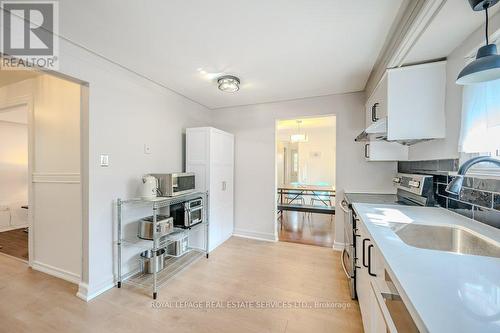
152, 173, 196, 197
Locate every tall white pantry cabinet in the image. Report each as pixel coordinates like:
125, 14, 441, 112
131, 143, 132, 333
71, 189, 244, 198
186, 127, 234, 252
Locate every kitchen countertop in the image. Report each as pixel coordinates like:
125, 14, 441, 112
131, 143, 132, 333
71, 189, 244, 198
352, 203, 500, 333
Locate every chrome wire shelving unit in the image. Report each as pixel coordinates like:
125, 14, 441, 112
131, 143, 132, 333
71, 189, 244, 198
116, 191, 209, 299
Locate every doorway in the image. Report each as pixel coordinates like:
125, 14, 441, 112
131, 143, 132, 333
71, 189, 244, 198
0, 67, 86, 284
0, 104, 29, 260
276, 116, 336, 247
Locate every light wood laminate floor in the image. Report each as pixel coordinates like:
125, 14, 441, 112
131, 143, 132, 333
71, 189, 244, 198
0, 237, 362, 333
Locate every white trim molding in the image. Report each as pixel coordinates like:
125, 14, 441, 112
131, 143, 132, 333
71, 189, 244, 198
365, 0, 447, 96
333, 241, 345, 251
232, 229, 277, 242
32, 261, 81, 284
77, 277, 115, 302
32, 173, 81, 183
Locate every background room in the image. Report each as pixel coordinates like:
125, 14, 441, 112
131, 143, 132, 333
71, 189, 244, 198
276, 116, 336, 247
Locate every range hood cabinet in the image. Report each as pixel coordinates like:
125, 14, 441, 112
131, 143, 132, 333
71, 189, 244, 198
357, 62, 446, 145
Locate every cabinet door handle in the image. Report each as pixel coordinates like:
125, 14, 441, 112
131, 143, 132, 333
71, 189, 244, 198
371, 103, 379, 122
222, 181, 227, 191
362, 238, 370, 267
368, 244, 377, 277
364, 144, 370, 158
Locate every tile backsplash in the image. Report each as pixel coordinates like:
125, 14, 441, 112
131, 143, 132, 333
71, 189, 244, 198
398, 159, 500, 229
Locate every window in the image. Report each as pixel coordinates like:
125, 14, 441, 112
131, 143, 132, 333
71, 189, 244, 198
459, 79, 500, 176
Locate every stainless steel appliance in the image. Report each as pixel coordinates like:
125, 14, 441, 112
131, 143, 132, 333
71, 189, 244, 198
340, 173, 434, 299
140, 248, 166, 274
138, 215, 174, 240
170, 198, 203, 228
166, 231, 189, 257
151, 173, 196, 197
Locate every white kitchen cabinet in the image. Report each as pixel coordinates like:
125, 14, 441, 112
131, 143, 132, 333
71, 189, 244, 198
365, 74, 388, 129
356, 220, 390, 333
364, 141, 408, 162
355, 221, 372, 333
365, 61, 446, 141
356, 218, 418, 333
186, 127, 234, 252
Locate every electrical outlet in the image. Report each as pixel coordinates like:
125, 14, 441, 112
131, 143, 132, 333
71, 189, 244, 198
100, 154, 109, 167
144, 144, 152, 155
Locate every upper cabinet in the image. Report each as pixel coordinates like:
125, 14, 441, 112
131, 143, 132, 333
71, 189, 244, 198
365, 61, 446, 142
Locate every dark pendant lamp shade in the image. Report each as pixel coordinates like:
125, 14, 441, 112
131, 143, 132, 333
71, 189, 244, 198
457, 0, 500, 84
456, 44, 500, 84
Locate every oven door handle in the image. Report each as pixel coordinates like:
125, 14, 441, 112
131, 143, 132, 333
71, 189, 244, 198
187, 204, 203, 213
340, 200, 350, 214
340, 249, 351, 279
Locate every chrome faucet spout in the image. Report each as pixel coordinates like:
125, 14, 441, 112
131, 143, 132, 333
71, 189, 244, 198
445, 156, 500, 195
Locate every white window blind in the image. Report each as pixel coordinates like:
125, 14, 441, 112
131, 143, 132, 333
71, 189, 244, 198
459, 81, 500, 153
459, 80, 500, 176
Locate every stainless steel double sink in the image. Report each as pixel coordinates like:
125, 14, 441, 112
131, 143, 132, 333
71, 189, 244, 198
386, 222, 500, 259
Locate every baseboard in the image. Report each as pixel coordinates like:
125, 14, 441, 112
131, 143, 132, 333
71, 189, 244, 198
32, 261, 81, 284
77, 276, 115, 302
233, 229, 276, 242
0, 224, 28, 233
333, 241, 345, 251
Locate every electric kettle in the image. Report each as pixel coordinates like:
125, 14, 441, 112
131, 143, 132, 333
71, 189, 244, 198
140, 175, 159, 199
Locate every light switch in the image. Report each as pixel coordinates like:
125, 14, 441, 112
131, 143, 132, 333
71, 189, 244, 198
144, 144, 152, 154
100, 154, 109, 167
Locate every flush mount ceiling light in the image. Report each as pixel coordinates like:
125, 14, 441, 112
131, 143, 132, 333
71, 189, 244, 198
217, 75, 240, 93
457, 0, 500, 85
290, 120, 308, 143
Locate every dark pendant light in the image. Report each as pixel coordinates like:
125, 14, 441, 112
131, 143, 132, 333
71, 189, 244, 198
457, 0, 500, 84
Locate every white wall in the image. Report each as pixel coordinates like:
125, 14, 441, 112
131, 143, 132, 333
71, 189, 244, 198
51, 37, 211, 299
277, 125, 336, 186
408, 11, 500, 160
0, 110, 28, 229
211, 93, 397, 245
32, 75, 82, 282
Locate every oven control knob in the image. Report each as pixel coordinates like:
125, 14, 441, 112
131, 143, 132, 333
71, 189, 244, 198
392, 177, 401, 184
408, 180, 421, 188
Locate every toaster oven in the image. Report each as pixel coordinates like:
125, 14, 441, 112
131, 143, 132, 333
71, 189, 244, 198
170, 198, 203, 228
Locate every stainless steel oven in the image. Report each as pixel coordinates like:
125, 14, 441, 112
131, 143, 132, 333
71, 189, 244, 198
171, 198, 203, 228
152, 173, 196, 197
341, 173, 435, 301
340, 198, 356, 299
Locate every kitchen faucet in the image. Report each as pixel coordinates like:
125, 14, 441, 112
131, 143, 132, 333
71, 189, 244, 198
446, 156, 500, 195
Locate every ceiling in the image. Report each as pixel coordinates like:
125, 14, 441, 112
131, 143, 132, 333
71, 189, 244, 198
0, 70, 39, 88
59, 0, 404, 109
403, 0, 500, 65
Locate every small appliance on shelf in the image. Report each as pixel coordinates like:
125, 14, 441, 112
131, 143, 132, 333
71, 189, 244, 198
151, 173, 196, 197
140, 175, 159, 199
137, 215, 174, 240
170, 198, 203, 228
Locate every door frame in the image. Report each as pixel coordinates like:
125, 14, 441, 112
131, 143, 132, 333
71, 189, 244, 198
0, 94, 34, 265
274, 114, 337, 242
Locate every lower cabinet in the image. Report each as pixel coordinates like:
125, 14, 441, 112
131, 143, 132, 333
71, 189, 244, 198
356, 220, 419, 333
356, 222, 385, 333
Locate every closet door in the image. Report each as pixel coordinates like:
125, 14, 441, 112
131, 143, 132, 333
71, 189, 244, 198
210, 129, 234, 245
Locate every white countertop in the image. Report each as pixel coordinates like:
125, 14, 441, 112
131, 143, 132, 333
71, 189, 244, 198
352, 204, 500, 333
